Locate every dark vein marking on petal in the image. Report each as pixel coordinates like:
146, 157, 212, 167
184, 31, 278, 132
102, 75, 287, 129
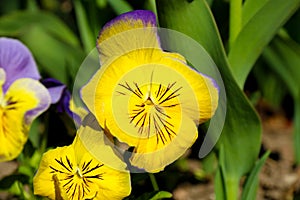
82, 163, 104, 175
118, 82, 142, 99
55, 157, 72, 173
66, 156, 73, 171
134, 82, 143, 96
159, 86, 182, 105
82, 160, 92, 172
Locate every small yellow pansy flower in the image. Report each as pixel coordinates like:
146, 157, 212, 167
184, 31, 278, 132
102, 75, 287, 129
33, 116, 131, 200
81, 10, 219, 172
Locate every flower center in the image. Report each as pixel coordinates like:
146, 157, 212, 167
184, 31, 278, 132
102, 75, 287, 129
144, 97, 154, 105
49, 156, 104, 199
116, 81, 182, 144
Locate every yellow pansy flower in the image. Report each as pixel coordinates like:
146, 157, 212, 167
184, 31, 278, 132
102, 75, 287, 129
33, 117, 131, 200
82, 10, 219, 172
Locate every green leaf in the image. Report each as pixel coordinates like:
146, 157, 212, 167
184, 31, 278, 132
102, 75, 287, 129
214, 145, 226, 200
0, 10, 79, 47
156, 0, 261, 199
262, 34, 300, 97
0, 174, 28, 190
295, 96, 300, 165
241, 151, 270, 200
252, 61, 288, 108
73, 0, 95, 53
134, 191, 172, 200
242, 0, 268, 26
20, 25, 84, 84
150, 191, 172, 200
107, 0, 133, 15
262, 34, 300, 164
228, 0, 300, 88
0, 10, 85, 84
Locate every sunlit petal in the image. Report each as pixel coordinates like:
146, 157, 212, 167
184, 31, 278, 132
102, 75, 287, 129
0, 77, 50, 161
97, 10, 160, 64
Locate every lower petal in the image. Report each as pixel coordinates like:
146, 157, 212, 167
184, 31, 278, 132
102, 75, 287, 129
5, 78, 51, 125
0, 78, 50, 161
130, 115, 198, 172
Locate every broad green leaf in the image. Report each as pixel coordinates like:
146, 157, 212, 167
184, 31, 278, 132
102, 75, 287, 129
242, 0, 268, 26
228, 0, 242, 48
228, 0, 300, 88
241, 151, 270, 200
156, 0, 261, 199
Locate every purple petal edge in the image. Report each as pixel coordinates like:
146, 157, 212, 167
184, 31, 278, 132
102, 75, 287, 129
0, 38, 40, 92
98, 10, 157, 41
41, 78, 66, 104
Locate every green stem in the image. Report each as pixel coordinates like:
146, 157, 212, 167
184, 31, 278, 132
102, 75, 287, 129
226, 177, 239, 200
73, 0, 95, 54
229, 0, 243, 49
149, 173, 159, 191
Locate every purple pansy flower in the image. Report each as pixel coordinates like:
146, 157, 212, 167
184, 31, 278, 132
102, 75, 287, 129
0, 37, 51, 162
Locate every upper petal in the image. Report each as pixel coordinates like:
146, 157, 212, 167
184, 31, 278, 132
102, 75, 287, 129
0, 38, 40, 92
97, 10, 161, 64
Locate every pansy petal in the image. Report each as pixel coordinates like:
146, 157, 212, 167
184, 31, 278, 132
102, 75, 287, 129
41, 78, 66, 104
0, 68, 6, 100
97, 10, 160, 64
75, 127, 131, 199
0, 38, 40, 92
6, 78, 51, 125
76, 113, 128, 172
162, 52, 219, 123
33, 145, 74, 200
130, 115, 198, 172
0, 78, 50, 161
69, 98, 88, 126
